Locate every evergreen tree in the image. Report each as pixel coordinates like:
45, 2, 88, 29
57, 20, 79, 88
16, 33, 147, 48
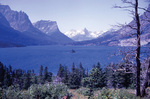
62, 66, 69, 85
68, 71, 81, 89
82, 62, 106, 88
22, 72, 28, 89
39, 65, 44, 84
3, 67, 11, 88
47, 72, 52, 82
31, 75, 38, 84
44, 66, 48, 81
72, 62, 76, 73
68, 63, 81, 89
106, 63, 135, 89
79, 62, 85, 79
57, 64, 64, 78
8, 65, 13, 85
96, 62, 101, 70
13, 69, 24, 88
0, 62, 4, 87
39, 65, 43, 76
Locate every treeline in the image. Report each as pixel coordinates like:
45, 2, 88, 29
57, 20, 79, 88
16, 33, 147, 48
0, 62, 52, 90
0, 61, 149, 98
0, 61, 137, 90
57, 62, 136, 90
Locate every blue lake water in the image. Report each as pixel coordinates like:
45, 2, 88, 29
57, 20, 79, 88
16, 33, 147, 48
0, 45, 126, 74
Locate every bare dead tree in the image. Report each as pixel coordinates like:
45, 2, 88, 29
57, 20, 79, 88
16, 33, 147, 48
114, 0, 150, 96
135, 0, 141, 96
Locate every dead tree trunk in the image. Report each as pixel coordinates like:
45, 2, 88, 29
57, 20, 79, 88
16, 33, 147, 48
135, 0, 141, 96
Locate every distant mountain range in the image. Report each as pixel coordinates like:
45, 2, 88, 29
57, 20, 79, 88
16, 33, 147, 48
64, 28, 103, 41
70, 5, 150, 46
0, 4, 150, 47
0, 4, 73, 47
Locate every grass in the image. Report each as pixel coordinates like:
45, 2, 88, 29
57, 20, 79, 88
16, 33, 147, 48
69, 88, 150, 99
69, 89, 88, 99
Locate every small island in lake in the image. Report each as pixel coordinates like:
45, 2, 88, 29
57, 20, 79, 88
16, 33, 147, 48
70, 49, 76, 53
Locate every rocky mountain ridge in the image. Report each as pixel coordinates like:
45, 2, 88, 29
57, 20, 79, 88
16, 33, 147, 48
33, 20, 73, 44
0, 4, 73, 46
0, 12, 53, 47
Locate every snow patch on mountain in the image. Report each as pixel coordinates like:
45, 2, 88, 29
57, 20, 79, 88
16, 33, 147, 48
119, 33, 150, 46
64, 28, 104, 41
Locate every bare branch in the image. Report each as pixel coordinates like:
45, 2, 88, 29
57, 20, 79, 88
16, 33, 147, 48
138, 7, 150, 13
121, 0, 135, 6
114, 5, 134, 9
126, 24, 137, 30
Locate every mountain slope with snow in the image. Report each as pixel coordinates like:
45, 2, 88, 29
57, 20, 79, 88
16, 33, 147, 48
70, 5, 150, 46
64, 28, 103, 41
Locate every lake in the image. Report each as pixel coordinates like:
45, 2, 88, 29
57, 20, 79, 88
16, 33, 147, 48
0, 45, 127, 74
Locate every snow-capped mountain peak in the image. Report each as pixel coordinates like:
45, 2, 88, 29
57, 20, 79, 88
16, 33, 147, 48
64, 28, 104, 41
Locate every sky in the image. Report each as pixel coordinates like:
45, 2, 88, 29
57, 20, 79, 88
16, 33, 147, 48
0, 0, 149, 33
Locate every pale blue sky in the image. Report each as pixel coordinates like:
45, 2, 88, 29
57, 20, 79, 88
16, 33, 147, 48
0, 0, 149, 32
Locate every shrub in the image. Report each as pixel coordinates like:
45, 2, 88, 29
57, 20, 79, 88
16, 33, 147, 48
100, 87, 115, 99
1, 83, 70, 99
76, 87, 93, 96
94, 88, 147, 99
3, 85, 23, 99
29, 83, 70, 99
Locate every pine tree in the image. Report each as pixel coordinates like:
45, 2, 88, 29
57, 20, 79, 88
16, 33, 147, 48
62, 66, 69, 85
3, 67, 10, 88
68, 63, 81, 89
88, 62, 105, 88
39, 65, 44, 84
44, 66, 48, 81
39, 65, 43, 76
57, 64, 64, 78
0, 62, 4, 87
79, 62, 85, 79
47, 72, 52, 82
21, 70, 31, 89
31, 75, 38, 84
8, 65, 13, 86
72, 63, 75, 73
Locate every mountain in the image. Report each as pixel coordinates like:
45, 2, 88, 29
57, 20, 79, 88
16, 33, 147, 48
70, 5, 150, 46
0, 4, 57, 45
0, 4, 33, 32
64, 28, 103, 41
33, 20, 73, 44
0, 12, 48, 47
70, 29, 119, 46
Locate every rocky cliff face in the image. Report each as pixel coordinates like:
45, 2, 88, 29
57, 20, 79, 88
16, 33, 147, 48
0, 12, 42, 47
0, 4, 33, 32
0, 4, 73, 45
33, 20, 74, 44
0, 4, 72, 45
33, 20, 59, 35
0, 4, 57, 46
